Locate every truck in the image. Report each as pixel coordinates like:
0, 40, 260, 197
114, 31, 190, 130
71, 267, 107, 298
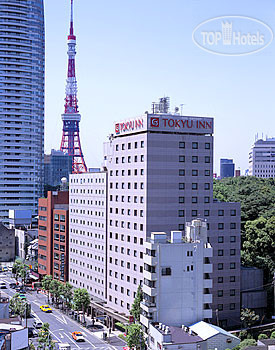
58, 343, 71, 350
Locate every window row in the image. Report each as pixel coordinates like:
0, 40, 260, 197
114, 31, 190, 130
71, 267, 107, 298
179, 141, 211, 149
116, 155, 144, 164
110, 169, 144, 177
115, 141, 144, 151
179, 155, 211, 163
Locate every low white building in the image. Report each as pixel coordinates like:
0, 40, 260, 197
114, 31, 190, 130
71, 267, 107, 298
189, 321, 240, 350
148, 323, 207, 350
141, 219, 213, 330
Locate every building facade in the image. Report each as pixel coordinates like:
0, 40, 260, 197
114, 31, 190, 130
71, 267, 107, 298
38, 191, 69, 282
44, 149, 72, 188
220, 159, 235, 179
140, 220, 213, 330
249, 138, 275, 178
0, 223, 15, 262
69, 101, 241, 327
0, 0, 45, 221
69, 170, 107, 298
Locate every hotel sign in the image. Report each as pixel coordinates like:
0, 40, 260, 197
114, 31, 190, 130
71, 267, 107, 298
115, 114, 213, 135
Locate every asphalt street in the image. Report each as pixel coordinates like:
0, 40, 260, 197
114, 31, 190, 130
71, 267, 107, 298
0, 273, 125, 350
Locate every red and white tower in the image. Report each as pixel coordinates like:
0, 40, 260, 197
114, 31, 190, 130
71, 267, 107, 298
60, 0, 87, 173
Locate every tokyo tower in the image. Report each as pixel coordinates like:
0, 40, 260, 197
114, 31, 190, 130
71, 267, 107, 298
60, 0, 87, 173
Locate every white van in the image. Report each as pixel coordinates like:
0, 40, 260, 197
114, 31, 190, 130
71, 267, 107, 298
33, 319, 43, 328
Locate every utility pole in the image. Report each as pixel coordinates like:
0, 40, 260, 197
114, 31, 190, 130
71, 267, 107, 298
273, 272, 275, 319
215, 309, 219, 327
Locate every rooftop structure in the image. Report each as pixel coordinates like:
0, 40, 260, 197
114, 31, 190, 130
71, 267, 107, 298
249, 137, 275, 178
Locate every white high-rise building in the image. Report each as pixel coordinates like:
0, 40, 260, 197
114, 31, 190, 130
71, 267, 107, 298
249, 138, 275, 178
0, 0, 45, 221
140, 219, 213, 330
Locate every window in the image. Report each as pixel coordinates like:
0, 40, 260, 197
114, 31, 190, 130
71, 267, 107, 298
178, 224, 184, 230
230, 236, 236, 243
230, 223, 236, 229
179, 141, 185, 148
192, 197, 198, 203
179, 197, 185, 203
218, 236, 224, 243
218, 304, 223, 311
179, 183, 185, 190
179, 169, 185, 176
205, 170, 210, 176
161, 267, 171, 276
230, 263, 236, 269
218, 250, 224, 256
204, 183, 210, 190
204, 210, 210, 216
178, 210, 184, 217
218, 263, 223, 270
205, 156, 210, 163
230, 289, 235, 296
218, 277, 223, 283
230, 276, 236, 282
140, 155, 144, 162
192, 170, 198, 176
179, 156, 185, 162
54, 214, 59, 221
218, 210, 224, 216
141, 141, 144, 148
192, 156, 198, 163
192, 142, 198, 149
192, 210, 197, 217
230, 209, 236, 216
218, 290, 223, 297
204, 197, 210, 203
205, 142, 210, 149
218, 223, 224, 230
192, 183, 198, 190
230, 249, 236, 256
128, 142, 131, 149
230, 303, 236, 310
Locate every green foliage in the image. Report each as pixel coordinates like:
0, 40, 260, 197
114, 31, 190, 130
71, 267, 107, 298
49, 279, 61, 304
73, 288, 90, 312
42, 275, 53, 303
126, 323, 146, 350
213, 177, 275, 224
9, 293, 30, 318
61, 282, 73, 309
12, 260, 29, 284
38, 323, 55, 350
239, 339, 257, 350
242, 216, 275, 274
241, 308, 259, 328
115, 322, 126, 332
238, 330, 248, 340
258, 334, 268, 339
271, 331, 275, 339
130, 285, 143, 321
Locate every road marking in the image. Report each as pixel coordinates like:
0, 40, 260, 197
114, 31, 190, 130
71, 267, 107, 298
53, 314, 67, 324
33, 301, 41, 307
64, 332, 81, 349
50, 330, 62, 343
84, 338, 95, 348
59, 332, 64, 338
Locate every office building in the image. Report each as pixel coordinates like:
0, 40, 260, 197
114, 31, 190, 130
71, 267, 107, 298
44, 149, 72, 187
249, 138, 275, 178
69, 170, 107, 298
140, 220, 213, 330
0, 223, 15, 262
0, 0, 45, 221
220, 159, 235, 179
69, 98, 241, 327
38, 191, 69, 282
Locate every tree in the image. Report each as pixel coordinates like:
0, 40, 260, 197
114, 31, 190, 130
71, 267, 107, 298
9, 294, 30, 318
12, 259, 23, 281
61, 282, 73, 310
73, 288, 90, 323
241, 308, 259, 329
126, 324, 146, 350
271, 331, 275, 339
130, 285, 143, 322
42, 275, 53, 303
258, 334, 268, 340
239, 339, 257, 350
38, 323, 55, 350
49, 279, 62, 305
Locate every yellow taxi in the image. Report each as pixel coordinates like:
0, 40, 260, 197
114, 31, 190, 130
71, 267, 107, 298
40, 305, 52, 313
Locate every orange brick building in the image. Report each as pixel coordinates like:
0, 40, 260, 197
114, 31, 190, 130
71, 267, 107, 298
38, 191, 69, 282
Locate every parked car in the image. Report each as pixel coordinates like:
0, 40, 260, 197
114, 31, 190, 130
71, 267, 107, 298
9, 282, 16, 289
33, 319, 43, 329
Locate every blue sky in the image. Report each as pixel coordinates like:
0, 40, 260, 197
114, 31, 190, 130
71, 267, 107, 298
44, 0, 275, 174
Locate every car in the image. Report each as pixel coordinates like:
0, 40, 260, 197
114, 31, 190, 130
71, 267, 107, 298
9, 282, 16, 289
28, 327, 38, 338
72, 332, 85, 342
0, 282, 6, 289
33, 319, 43, 329
40, 305, 52, 313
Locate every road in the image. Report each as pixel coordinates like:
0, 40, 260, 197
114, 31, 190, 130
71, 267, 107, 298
0, 273, 125, 350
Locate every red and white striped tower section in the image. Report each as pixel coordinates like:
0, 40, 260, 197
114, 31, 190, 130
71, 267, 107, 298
60, 0, 87, 173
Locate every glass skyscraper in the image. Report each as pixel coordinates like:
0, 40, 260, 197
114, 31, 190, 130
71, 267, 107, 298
0, 0, 45, 221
